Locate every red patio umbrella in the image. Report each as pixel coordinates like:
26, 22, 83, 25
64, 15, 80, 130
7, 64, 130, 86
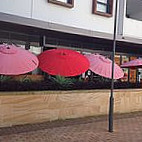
85, 54, 124, 79
0, 44, 39, 75
121, 58, 142, 69
38, 48, 89, 77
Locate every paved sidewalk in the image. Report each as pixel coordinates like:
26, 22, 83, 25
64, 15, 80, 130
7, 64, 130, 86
0, 112, 142, 142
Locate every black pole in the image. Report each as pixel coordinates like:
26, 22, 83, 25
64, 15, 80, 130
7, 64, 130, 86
108, 0, 118, 132
40, 35, 46, 47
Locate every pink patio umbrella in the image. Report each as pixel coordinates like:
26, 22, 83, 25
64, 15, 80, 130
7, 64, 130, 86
121, 58, 142, 69
38, 48, 89, 77
85, 54, 124, 79
0, 44, 39, 75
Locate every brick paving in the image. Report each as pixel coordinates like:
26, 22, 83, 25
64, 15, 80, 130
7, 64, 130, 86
0, 112, 142, 142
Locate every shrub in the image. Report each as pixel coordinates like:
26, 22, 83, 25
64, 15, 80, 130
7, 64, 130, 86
0, 75, 141, 91
50, 75, 75, 90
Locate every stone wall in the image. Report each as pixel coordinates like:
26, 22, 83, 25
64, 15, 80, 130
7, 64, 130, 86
0, 89, 142, 127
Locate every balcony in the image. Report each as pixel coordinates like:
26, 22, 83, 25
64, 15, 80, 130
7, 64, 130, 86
122, 0, 142, 41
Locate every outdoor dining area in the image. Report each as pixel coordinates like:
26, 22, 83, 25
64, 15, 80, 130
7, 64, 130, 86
1, 43, 142, 91
0, 43, 136, 91
0, 42, 142, 91
1, 43, 142, 128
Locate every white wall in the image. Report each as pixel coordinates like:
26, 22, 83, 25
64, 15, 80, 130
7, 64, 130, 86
0, 0, 32, 18
32, 0, 115, 34
123, 18, 142, 39
0, 0, 116, 35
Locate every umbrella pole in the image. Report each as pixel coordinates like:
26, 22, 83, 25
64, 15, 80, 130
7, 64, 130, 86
109, 0, 118, 132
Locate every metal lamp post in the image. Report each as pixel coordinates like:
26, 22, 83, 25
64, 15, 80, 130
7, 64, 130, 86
109, 0, 118, 132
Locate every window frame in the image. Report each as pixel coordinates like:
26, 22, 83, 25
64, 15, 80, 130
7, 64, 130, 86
92, 0, 113, 17
48, 0, 74, 8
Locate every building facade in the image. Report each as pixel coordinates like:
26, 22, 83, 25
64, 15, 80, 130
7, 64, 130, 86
0, 0, 142, 83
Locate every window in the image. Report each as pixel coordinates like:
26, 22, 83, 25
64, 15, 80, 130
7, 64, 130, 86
121, 55, 129, 82
48, 0, 74, 8
129, 57, 137, 83
92, 0, 113, 17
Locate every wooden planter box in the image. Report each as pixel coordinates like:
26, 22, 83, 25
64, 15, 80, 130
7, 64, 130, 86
0, 89, 142, 128
11, 75, 44, 82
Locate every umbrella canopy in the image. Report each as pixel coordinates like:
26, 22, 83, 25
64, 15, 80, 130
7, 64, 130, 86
0, 44, 39, 75
121, 58, 142, 69
85, 54, 124, 79
38, 48, 90, 77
